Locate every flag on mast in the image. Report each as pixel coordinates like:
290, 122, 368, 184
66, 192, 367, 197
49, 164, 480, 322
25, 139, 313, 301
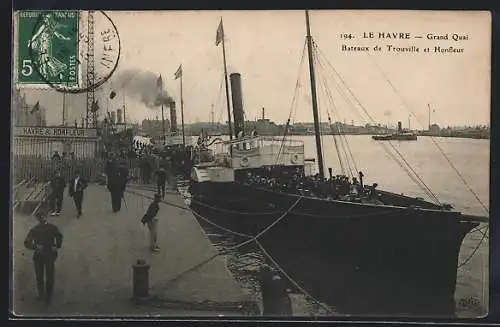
156, 74, 163, 89
174, 65, 183, 80
30, 101, 40, 114
215, 19, 224, 46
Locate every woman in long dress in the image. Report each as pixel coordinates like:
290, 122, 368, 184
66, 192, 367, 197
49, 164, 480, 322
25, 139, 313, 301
28, 13, 71, 80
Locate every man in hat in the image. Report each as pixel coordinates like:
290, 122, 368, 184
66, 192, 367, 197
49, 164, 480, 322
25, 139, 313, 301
68, 169, 88, 218
141, 193, 161, 253
51, 151, 61, 161
104, 156, 117, 186
155, 165, 167, 199
107, 162, 129, 212
49, 170, 66, 216
140, 158, 152, 185
24, 208, 63, 304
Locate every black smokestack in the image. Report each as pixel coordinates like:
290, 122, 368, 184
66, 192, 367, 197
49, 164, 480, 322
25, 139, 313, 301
112, 69, 173, 109
169, 101, 177, 133
116, 109, 122, 124
230, 73, 245, 137
397, 121, 402, 133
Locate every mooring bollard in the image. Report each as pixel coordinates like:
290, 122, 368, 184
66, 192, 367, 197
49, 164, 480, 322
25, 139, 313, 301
260, 267, 292, 315
132, 259, 150, 299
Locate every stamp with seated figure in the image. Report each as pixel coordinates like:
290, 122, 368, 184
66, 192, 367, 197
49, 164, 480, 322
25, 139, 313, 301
17, 11, 80, 88
16, 10, 120, 93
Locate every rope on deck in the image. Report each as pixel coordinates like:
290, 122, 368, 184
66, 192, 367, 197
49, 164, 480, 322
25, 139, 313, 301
128, 184, 421, 220
457, 225, 489, 269
125, 186, 334, 313
255, 239, 335, 315
126, 182, 487, 294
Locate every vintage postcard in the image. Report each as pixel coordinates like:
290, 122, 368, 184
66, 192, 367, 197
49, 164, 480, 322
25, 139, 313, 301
11, 10, 490, 319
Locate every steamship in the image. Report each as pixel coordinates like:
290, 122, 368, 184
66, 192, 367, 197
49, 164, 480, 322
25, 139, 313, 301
188, 11, 487, 315
161, 100, 213, 177
372, 122, 418, 141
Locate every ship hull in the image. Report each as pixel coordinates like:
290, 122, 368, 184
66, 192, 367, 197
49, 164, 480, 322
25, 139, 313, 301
190, 181, 477, 316
372, 134, 418, 141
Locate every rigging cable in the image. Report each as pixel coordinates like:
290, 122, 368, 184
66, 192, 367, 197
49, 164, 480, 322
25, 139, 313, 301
327, 114, 346, 175
215, 71, 226, 125
314, 42, 372, 179
313, 44, 441, 205
127, 185, 335, 312
276, 39, 307, 164
457, 228, 488, 269
314, 43, 489, 271
314, 43, 364, 176
311, 42, 335, 178
314, 50, 359, 178
366, 52, 489, 216
316, 65, 349, 176
314, 46, 359, 176
254, 239, 335, 314
128, 184, 426, 220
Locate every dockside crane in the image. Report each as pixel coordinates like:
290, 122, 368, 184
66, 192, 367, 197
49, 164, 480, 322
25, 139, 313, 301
86, 11, 96, 128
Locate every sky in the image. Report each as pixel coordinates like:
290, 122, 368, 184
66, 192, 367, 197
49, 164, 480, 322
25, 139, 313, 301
14, 10, 491, 129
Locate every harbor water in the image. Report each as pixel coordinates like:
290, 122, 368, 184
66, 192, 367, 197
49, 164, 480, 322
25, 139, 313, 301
182, 134, 489, 317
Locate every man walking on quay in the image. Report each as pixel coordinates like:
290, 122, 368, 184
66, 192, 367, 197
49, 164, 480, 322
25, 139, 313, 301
155, 165, 167, 199
140, 158, 152, 184
49, 170, 65, 216
24, 208, 63, 304
108, 162, 129, 212
104, 156, 117, 186
141, 193, 161, 253
68, 169, 87, 218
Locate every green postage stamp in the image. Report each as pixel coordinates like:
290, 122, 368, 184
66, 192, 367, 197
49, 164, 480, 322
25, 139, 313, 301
16, 11, 80, 87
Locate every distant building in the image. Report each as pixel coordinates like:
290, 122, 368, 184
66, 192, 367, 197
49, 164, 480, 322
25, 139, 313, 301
141, 117, 170, 143
429, 123, 440, 133
13, 91, 46, 126
254, 118, 278, 135
127, 123, 141, 134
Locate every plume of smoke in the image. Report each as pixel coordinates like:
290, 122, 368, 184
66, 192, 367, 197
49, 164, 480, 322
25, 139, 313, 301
112, 69, 174, 109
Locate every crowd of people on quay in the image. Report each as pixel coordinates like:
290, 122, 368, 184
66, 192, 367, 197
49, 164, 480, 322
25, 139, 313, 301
133, 139, 156, 158
51, 151, 76, 161
242, 169, 383, 204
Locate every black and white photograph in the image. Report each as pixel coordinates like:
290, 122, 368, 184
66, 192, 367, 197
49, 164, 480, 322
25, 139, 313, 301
11, 10, 490, 318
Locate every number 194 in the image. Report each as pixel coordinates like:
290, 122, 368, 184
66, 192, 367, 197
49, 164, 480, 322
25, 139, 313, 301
340, 33, 354, 39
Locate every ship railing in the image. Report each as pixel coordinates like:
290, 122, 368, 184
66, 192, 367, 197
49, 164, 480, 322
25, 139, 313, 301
227, 135, 303, 152
220, 135, 303, 146
210, 136, 304, 164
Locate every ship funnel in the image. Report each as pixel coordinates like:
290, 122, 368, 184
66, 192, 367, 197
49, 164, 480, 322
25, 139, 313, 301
397, 121, 402, 133
110, 111, 116, 124
117, 109, 123, 124
169, 101, 177, 133
230, 73, 245, 137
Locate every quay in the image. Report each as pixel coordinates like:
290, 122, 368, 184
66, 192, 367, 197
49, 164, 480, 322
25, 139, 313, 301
11, 182, 256, 317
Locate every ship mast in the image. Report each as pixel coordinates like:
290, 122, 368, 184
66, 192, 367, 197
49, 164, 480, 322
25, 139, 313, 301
217, 18, 234, 141
428, 103, 431, 130
305, 10, 325, 179
178, 65, 186, 147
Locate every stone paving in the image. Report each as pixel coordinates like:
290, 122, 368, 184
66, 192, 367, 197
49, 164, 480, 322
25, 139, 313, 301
11, 183, 251, 317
